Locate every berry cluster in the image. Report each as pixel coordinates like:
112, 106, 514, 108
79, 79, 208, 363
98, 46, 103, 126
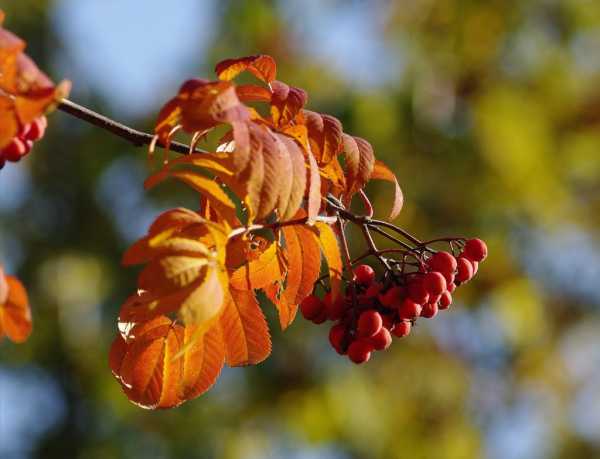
300, 238, 488, 364
0, 116, 47, 169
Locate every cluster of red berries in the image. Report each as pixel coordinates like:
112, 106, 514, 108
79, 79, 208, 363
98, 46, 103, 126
300, 238, 488, 364
0, 116, 47, 169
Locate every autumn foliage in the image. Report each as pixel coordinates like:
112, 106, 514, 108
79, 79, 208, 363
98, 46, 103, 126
0, 10, 70, 167
0, 10, 488, 412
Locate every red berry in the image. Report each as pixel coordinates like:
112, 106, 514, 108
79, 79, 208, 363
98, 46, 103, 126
428, 251, 457, 276
329, 323, 346, 354
2, 138, 26, 162
442, 272, 455, 285
429, 293, 442, 305
439, 291, 452, 310
423, 271, 447, 296
300, 295, 324, 320
392, 320, 411, 338
472, 260, 479, 275
382, 314, 395, 331
379, 286, 405, 307
464, 238, 488, 262
407, 279, 429, 305
364, 282, 383, 299
312, 309, 328, 324
324, 292, 346, 321
456, 257, 474, 283
447, 282, 456, 293
354, 264, 375, 285
370, 327, 392, 351
348, 339, 373, 364
358, 310, 383, 337
420, 302, 438, 318
398, 298, 422, 320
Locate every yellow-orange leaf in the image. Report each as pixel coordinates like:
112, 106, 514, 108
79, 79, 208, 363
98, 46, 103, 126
178, 265, 226, 328
229, 241, 284, 290
264, 282, 296, 330
145, 170, 238, 225
0, 274, 32, 343
219, 288, 271, 366
315, 222, 343, 301
371, 159, 403, 219
215, 55, 277, 83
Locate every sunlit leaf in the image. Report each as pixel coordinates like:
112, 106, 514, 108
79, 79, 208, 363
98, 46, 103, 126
229, 241, 284, 290
219, 288, 271, 366
315, 222, 343, 301
215, 54, 276, 83
370, 159, 403, 219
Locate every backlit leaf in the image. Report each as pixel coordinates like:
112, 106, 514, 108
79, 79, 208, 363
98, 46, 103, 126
229, 241, 284, 290
215, 54, 277, 83
281, 222, 321, 306
315, 222, 343, 301
371, 159, 403, 219
219, 288, 271, 366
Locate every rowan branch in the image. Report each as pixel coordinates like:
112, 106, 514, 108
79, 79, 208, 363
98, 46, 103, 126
57, 99, 205, 155
56, 97, 432, 271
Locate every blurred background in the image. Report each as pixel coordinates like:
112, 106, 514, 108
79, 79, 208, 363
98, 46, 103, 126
1, 0, 600, 458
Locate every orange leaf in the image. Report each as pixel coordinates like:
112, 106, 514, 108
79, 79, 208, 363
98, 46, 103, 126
215, 55, 277, 83
178, 323, 224, 400
277, 134, 307, 221
371, 159, 403, 219
219, 288, 271, 366
113, 316, 183, 409
235, 84, 272, 103
0, 275, 32, 343
229, 241, 284, 290
303, 110, 343, 165
145, 169, 238, 225
264, 282, 297, 330
281, 222, 321, 306
315, 222, 343, 301
110, 316, 226, 408
306, 148, 322, 223
270, 81, 308, 127
342, 134, 375, 202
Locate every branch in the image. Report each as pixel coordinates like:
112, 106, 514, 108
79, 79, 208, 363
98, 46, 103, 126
57, 99, 206, 156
